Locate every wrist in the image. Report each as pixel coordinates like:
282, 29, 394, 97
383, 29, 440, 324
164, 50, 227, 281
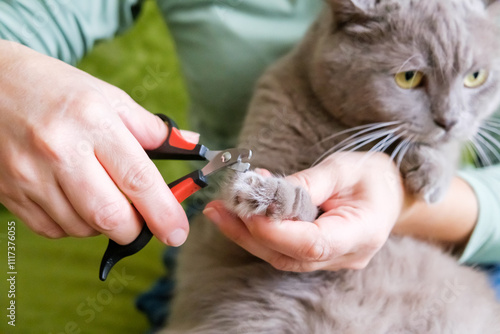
392, 176, 478, 248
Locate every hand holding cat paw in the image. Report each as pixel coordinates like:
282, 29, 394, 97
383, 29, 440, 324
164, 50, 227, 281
223, 169, 319, 222
204, 152, 406, 272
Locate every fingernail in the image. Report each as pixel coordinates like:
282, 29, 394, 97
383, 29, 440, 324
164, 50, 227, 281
254, 168, 272, 177
203, 207, 221, 224
180, 130, 200, 144
166, 228, 187, 247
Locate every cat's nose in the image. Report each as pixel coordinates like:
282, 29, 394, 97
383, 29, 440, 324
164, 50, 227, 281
433, 117, 457, 131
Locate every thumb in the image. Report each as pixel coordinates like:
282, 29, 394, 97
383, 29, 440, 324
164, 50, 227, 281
285, 162, 340, 206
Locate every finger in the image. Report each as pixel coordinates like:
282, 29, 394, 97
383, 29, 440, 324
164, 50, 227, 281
240, 214, 355, 263
26, 178, 99, 237
179, 130, 200, 144
254, 168, 272, 178
204, 201, 324, 272
112, 97, 168, 150
285, 166, 340, 207
57, 153, 144, 245
203, 201, 280, 261
109, 91, 199, 149
95, 120, 189, 246
3, 197, 67, 239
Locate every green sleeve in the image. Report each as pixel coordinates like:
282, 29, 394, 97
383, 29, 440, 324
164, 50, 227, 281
158, 0, 324, 148
0, 0, 142, 65
458, 165, 500, 264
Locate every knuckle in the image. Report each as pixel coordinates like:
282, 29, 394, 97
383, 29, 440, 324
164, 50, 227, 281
29, 91, 108, 164
64, 89, 104, 115
269, 255, 292, 272
0, 164, 25, 189
301, 239, 330, 262
121, 162, 156, 194
31, 223, 66, 239
42, 227, 67, 239
289, 173, 312, 194
91, 201, 127, 231
269, 255, 303, 272
30, 126, 67, 162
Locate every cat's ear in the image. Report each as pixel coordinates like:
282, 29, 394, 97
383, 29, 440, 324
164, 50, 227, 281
484, 0, 500, 17
326, 0, 380, 34
327, 0, 371, 24
483, 0, 499, 6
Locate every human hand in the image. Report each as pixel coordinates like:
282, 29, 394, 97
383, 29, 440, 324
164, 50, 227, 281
203, 152, 406, 272
0, 40, 192, 246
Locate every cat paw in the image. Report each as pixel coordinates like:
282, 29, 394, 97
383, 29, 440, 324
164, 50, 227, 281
222, 171, 318, 222
400, 145, 452, 203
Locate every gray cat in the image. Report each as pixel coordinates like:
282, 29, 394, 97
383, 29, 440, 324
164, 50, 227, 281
161, 0, 500, 332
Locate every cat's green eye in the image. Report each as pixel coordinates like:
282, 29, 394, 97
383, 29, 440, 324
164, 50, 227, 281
464, 69, 488, 88
395, 71, 424, 89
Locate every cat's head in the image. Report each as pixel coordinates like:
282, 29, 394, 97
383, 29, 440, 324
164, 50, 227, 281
309, 0, 500, 147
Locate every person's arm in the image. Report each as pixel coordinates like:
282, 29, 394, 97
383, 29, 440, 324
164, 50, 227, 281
0, 0, 142, 64
0, 1, 190, 246
394, 165, 500, 264
456, 166, 500, 264
392, 176, 478, 250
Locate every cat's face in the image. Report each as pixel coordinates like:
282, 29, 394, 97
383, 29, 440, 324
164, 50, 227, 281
310, 0, 500, 146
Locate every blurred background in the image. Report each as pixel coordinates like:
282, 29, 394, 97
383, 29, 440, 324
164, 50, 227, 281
0, 1, 189, 332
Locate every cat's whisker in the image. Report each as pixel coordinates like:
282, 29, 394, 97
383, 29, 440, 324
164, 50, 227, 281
356, 132, 396, 154
480, 123, 500, 137
396, 54, 419, 74
335, 128, 405, 168
376, 129, 409, 153
314, 124, 381, 148
470, 136, 493, 167
464, 141, 481, 168
477, 128, 500, 152
475, 131, 500, 164
368, 134, 395, 154
395, 136, 416, 171
389, 132, 411, 162
354, 131, 408, 168
483, 117, 500, 126
336, 126, 405, 153
344, 128, 403, 153
312, 126, 402, 166
315, 121, 402, 148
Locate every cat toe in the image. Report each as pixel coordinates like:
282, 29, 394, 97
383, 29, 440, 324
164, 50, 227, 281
223, 171, 318, 221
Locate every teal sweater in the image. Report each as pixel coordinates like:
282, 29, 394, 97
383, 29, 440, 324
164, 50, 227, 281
0, 0, 499, 264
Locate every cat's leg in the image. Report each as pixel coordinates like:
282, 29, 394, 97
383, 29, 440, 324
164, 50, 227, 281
223, 170, 318, 222
400, 141, 460, 203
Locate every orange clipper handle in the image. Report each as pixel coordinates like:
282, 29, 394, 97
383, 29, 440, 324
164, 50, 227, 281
146, 114, 207, 161
169, 170, 208, 203
99, 170, 208, 281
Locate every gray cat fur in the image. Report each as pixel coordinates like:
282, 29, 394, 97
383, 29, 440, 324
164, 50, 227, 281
160, 0, 500, 332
